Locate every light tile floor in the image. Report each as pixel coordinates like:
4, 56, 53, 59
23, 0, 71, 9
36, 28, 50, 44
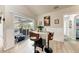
0, 37, 3, 53
1, 39, 79, 53
3, 39, 34, 53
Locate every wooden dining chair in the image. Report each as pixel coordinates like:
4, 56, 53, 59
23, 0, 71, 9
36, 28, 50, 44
29, 32, 39, 41
48, 32, 54, 40
44, 32, 54, 53
48, 32, 54, 47
29, 32, 46, 53
29, 32, 40, 53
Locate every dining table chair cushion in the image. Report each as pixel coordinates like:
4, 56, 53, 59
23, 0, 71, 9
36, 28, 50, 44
30, 37, 37, 39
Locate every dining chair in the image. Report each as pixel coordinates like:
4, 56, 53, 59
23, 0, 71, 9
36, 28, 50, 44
29, 32, 46, 53
48, 32, 54, 47
29, 32, 39, 41
44, 32, 54, 53
29, 32, 40, 52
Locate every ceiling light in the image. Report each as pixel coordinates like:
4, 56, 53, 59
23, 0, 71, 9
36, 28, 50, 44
54, 6, 59, 9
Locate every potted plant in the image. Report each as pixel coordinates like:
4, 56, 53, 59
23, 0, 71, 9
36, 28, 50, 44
37, 25, 44, 32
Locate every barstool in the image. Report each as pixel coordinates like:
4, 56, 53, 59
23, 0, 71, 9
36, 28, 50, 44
44, 32, 54, 53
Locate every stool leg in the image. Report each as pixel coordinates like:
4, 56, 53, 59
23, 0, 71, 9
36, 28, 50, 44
42, 47, 43, 51
34, 41, 36, 53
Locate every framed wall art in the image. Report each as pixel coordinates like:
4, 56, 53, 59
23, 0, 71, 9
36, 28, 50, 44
54, 18, 59, 24
44, 16, 50, 26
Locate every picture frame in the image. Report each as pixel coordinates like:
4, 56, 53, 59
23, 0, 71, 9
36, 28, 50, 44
44, 16, 50, 26
54, 19, 59, 24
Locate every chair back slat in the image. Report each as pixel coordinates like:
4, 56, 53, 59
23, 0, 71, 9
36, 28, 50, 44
30, 32, 39, 41
48, 32, 54, 40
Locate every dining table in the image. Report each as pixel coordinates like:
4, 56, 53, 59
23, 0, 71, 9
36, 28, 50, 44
31, 31, 48, 46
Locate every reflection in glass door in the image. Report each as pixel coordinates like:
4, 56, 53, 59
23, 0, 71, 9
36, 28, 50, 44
76, 19, 79, 39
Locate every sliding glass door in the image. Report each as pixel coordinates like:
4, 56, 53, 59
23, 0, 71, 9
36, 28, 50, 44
75, 15, 79, 40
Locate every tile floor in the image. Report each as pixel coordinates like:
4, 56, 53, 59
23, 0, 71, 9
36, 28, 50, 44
1, 39, 79, 53
0, 37, 3, 53
3, 39, 34, 53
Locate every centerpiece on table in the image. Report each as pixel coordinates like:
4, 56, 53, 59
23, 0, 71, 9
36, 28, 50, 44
37, 25, 44, 32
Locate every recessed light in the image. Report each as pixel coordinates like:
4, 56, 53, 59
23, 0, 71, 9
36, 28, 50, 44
54, 6, 59, 9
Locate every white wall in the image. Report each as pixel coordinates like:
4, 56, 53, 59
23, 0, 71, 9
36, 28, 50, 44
3, 5, 35, 50
0, 6, 5, 51
37, 6, 79, 42
3, 6, 15, 50
0, 17, 3, 50
46, 27, 64, 42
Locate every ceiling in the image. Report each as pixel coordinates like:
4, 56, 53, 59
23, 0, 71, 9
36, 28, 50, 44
14, 14, 33, 23
0, 5, 73, 19
0, 5, 4, 14
25, 5, 73, 16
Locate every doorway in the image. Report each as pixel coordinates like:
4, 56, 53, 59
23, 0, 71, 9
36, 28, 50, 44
74, 15, 79, 40
64, 14, 79, 41
14, 15, 34, 43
